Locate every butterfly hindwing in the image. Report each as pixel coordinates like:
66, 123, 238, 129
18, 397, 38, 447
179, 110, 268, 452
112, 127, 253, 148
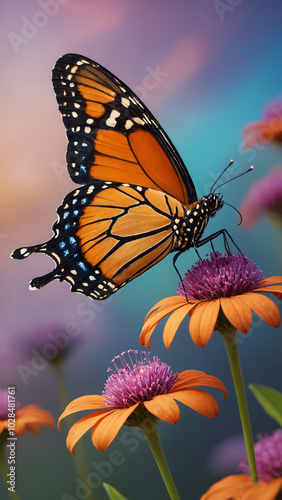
52, 54, 197, 207
12, 183, 185, 299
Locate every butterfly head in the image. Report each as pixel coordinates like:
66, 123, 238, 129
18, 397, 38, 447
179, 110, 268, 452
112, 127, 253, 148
203, 193, 224, 218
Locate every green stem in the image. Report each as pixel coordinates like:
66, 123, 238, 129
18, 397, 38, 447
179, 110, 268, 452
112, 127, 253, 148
143, 423, 180, 500
52, 360, 97, 500
0, 442, 22, 500
52, 360, 70, 412
220, 325, 258, 484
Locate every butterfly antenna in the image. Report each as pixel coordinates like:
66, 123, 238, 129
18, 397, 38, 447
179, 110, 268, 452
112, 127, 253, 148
215, 166, 253, 191
210, 159, 234, 193
224, 202, 243, 225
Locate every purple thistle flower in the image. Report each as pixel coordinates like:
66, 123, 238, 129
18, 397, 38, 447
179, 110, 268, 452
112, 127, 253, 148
177, 253, 264, 301
207, 434, 247, 474
103, 350, 179, 408
239, 429, 282, 482
17, 324, 81, 364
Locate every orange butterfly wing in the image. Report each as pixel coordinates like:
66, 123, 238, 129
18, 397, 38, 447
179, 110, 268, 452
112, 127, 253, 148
12, 183, 185, 299
75, 184, 184, 297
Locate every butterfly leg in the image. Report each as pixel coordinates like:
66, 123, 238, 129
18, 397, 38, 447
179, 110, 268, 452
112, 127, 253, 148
195, 229, 242, 254
172, 251, 189, 301
210, 239, 216, 254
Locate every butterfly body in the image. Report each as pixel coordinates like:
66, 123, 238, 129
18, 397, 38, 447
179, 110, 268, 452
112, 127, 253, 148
11, 54, 223, 300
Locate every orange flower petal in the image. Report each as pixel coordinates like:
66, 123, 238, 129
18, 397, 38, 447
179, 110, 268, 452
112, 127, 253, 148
242, 292, 281, 328
255, 287, 282, 301
144, 395, 180, 424
189, 300, 220, 347
66, 409, 112, 454
171, 389, 219, 418
15, 405, 54, 435
259, 276, 282, 286
220, 296, 252, 333
243, 121, 266, 133
140, 297, 190, 348
144, 296, 187, 320
22, 423, 41, 435
91, 405, 138, 451
244, 478, 282, 500
58, 395, 107, 430
139, 297, 187, 348
172, 370, 227, 398
15, 405, 54, 423
163, 305, 192, 348
255, 285, 282, 294
242, 121, 280, 148
143, 303, 185, 329
201, 474, 252, 499
202, 475, 282, 500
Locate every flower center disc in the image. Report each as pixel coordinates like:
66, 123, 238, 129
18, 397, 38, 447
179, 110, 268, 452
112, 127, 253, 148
177, 253, 264, 301
103, 351, 178, 408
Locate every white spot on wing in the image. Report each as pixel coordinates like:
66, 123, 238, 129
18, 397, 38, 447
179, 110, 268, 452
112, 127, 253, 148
106, 110, 120, 128
29, 283, 38, 291
121, 97, 130, 108
125, 119, 134, 130
133, 117, 144, 125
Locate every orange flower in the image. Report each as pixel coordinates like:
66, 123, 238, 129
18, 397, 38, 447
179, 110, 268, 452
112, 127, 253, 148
58, 350, 227, 453
0, 389, 54, 436
243, 101, 282, 148
201, 474, 282, 500
140, 253, 282, 349
201, 430, 282, 499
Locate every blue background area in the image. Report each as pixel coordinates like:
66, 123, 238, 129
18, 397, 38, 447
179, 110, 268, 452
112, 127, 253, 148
1, 1, 282, 499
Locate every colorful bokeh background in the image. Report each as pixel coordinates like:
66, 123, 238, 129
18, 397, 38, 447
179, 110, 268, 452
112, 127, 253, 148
1, 1, 282, 499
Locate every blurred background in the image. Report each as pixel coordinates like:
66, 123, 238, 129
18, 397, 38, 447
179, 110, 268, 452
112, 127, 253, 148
1, 1, 282, 499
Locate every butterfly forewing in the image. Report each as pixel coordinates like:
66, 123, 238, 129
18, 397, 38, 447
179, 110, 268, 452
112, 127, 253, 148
52, 54, 197, 207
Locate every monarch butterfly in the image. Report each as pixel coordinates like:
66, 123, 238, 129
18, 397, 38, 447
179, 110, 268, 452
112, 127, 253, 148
12, 53, 225, 300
